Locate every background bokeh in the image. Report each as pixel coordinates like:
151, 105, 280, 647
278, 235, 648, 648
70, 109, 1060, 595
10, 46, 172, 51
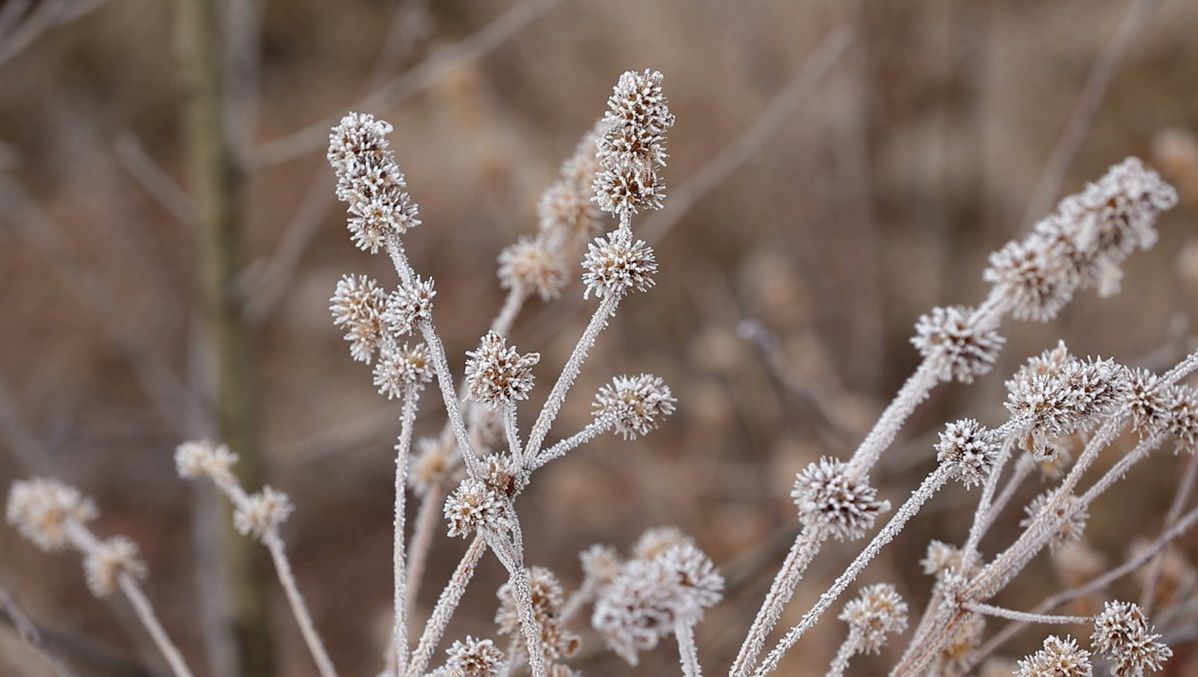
3, 0, 1198, 674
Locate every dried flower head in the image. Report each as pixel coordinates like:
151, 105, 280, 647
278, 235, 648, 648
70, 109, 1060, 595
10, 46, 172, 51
593, 70, 674, 217
444, 478, 506, 538
443, 636, 505, 676
657, 543, 724, 621
498, 236, 570, 301
581, 544, 623, 588
174, 440, 238, 481
6, 478, 97, 551
1125, 368, 1172, 434
592, 558, 676, 665
234, 487, 294, 539
464, 332, 540, 409
83, 536, 147, 598
592, 374, 677, 439
1016, 635, 1092, 677
936, 419, 1000, 488
921, 540, 967, 578
581, 230, 657, 299
372, 341, 433, 398
328, 112, 421, 252
911, 305, 1005, 383
839, 583, 909, 655
1165, 385, 1198, 451
408, 436, 460, 495
1091, 601, 1171, 676
496, 567, 580, 663
1006, 356, 1129, 457
538, 180, 602, 245
331, 274, 388, 363
792, 457, 890, 541
384, 275, 436, 335
985, 233, 1079, 322
593, 166, 665, 216
1020, 491, 1088, 552
632, 526, 693, 561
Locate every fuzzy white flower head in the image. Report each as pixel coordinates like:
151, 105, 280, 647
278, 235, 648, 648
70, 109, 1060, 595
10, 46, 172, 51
408, 436, 460, 496
330, 274, 388, 363
985, 232, 1079, 322
1006, 356, 1129, 457
936, 419, 1000, 488
328, 113, 421, 252
496, 567, 580, 662
538, 180, 601, 245
1020, 491, 1088, 552
498, 236, 570, 301
443, 478, 506, 538
592, 164, 666, 216
373, 341, 433, 398
234, 487, 294, 539
1016, 635, 1092, 677
580, 544, 622, 587
657, 543, 724, 622
791, 457, 890, 542
443, 636, 505, 676
632, 526, 693, 561
84, 536, 147, 598
1166, 385, 1198, 452
384, 275, 436, 336
591, 558, 676, 665
1091, 601, 1171, 676
592, 374, 677, 440
582, 230, 657, 299
464, 332, 540, 409
839, 583, 908, 655
911, 305, 1004, 383
592, 69, 674, 217
6, 478, 97, 551
174, 440, 238, 481
1125, 368, 1172, 434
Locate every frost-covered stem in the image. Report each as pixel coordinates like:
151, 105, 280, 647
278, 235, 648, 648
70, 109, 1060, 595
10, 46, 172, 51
490, 285, 528, 337
523, 293, 621, 460
981, 453, 1034, 531
419, 319, 481, 478
117, 576, 194, 677
526, 418, 612, 472
730, 528, 824, 676
504, 404, 522, 464
406, 534, 486, 677
826, 634, 859, 677
964, 602, 1090, 625
963, 436, 1017, 558
262, 531, 337, 677
846, 359, 942, 478
1141, 451, 1198, 612
1078, 432, 1166, 509
384, 233, 415, 286
754, 466, 951, 676
675, 620, 702, 677
405, 478, 444, 620
392, 387, 419, 675
486, 532, 547, 677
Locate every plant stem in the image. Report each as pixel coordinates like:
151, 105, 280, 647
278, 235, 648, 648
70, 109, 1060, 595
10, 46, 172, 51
392, 387, 419, 675
407, 535, 486, 677
262, 532, 337, 677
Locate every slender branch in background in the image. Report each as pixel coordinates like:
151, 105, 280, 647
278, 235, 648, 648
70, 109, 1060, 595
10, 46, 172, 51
1020, 0, 1161, 225
113, 131, 197, 229
406, 535, 486, 677
249, 0, 570, 169
1140, 451, 1198, 613
0, 0, 107, 67
981, 453, 1034, 532
963, 602, 1090, 625
114, 577, 194, 677
0, 588, 76, 677
261, 533, 338, 677
405, 478, 445, 621
392, 387, 421, 675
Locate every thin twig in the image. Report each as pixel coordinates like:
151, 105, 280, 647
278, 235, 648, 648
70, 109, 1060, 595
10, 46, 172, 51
262, 532, 338, 677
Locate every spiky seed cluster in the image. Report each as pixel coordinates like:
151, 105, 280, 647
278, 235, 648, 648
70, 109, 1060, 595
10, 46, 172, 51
580, 544, 622, 588
234, 487, 294, 539
936, 419, 1000, 488
1020, 491, 1088, 552
443, 636, 505, 676
1125, 368, 1172, 434
174, 440, 238, 482
791, 457, 890, 541
593, 70, 674, 216
6, 478, 97, 551
1006, 354, 1129, 458
911, 306, 1005, 383
632, 526, 693, 561
1090, 601, 1172, 676
657, 543, 724, 622
330, 274, 388, 363
498, 236, 570, 301
921, 540, 969, 579
83, 536, 146, 598
581, 230, 657, 299
496, 567, 581, 664
384, 275, 436, 335
408, 436, 460, 496
443, 478, 507, 538
327, 112, 421, 252
839, 583, 909, 655
539, 180, 602, 245
1166, 385, 1198, 451
1016, 635, 1092, 677
985, 158, 1177, 321
464, 332, 540, 409
373, 342, 433, 398
592, 374, 677, 439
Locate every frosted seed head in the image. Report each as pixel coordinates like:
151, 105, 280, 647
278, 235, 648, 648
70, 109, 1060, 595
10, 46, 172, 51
175, 440, 239, 481
602, 70, 675, 143
936, 419, 1000, 488
1016, 635, 1092, 677
1006, 356, 1130, 454
1091, 601, 1172, 676
464, 332, 540, 409
331, 274, 388, 363
791, 457, 890, 541
84, 536, 146, 598
443, 478, 507, 538
580, 544, 622, 588
591, 558, 675, 665
538, 181, 601, 245
911, 305, 1005, 383
498, 236, 570, 301
582, 230, 657, 299
985, 233, 1079, 322
234, 487, 294, 539
327, 112, 393, 175
328, 113, 420, 252
496, 567, 580, 662
937, 613, 986, 675
384, 275, 436, 336
1020, 491, 1088, 552
657, 543, 724, 622
921, 540, 967, 578
1165, 385, 1198, 452
6, 478, 97, 551
372, 341, 433, 398
592, 164, 665, 216
839, 583, 909, 655
592, 374, 676, 440
444, 636, 505, 676
408, 436, 460, 496
1125, 368, 1172, 434
632, 526, 693, 561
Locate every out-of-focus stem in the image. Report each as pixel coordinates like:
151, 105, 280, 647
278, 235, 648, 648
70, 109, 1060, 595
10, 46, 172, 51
262, 532, 337, 677
392, 387, 420, 674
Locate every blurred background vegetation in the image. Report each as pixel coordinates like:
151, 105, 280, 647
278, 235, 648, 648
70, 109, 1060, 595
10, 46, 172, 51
2, 0, 1198, 674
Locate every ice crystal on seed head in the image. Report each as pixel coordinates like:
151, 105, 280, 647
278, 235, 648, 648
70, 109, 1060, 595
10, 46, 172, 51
1006, 356, 1129, 457
372, 341, 433, 398
839, 583, 908, 655
330, 274, 388, 363
6, 478, 97, 551
936, 419, 1000, 489
791, 457, 890, 542
408, 436, 460, 496
327, 113, 421, 252
538, 180, 602, 245
384, 276, 436, 336
464, 332, 540, 409
1091, 601, 1171, 676
1166, 385, 1198, 452
234, 487, 294, 539
592, 374, 676, 439
592, 70, 674, 217
174, 440, 238, 481
442, 636, 505, 676
657, 543, 724, 622
84, 536, 146, 598
582, 230, 657, 299
444, 478, 507, 538
1020, 491, 1088, 552
1016, 635, 1092, 677
911, 305, 1004, 383
498, 236, 570, 301
580, 544, 622, 587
